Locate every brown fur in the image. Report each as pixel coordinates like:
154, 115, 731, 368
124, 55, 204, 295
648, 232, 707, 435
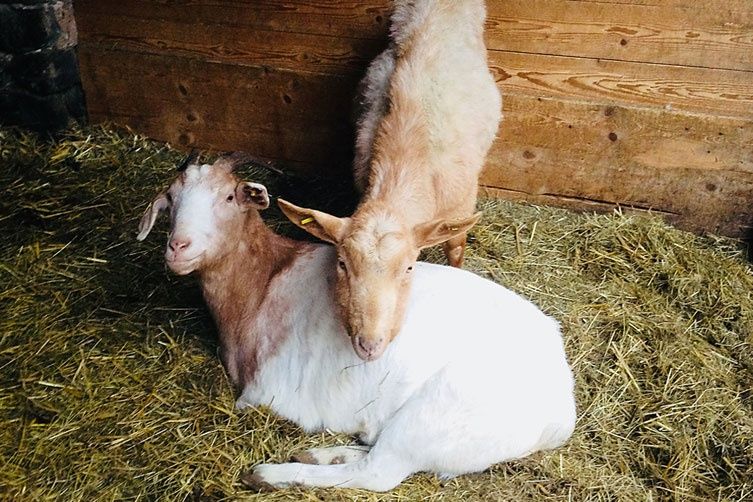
200, 211, 310, 387
141, 161, 312, 388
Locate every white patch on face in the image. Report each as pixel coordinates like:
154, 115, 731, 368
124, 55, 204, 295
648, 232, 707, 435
170, 177, 219, 261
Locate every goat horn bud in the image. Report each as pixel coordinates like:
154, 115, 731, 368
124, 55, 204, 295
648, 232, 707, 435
177, 149, 199, 172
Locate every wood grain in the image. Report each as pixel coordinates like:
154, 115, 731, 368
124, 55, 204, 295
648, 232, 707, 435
78, 47, 359, 174
74, 0, 390, 40
486, 0, 753, 71
75, 0, 753, 72
482, 94, 753, 236
76, 8, 753, 122
489, 51, 753, 120
76, 2, 753, 119
76, 11, 383, 77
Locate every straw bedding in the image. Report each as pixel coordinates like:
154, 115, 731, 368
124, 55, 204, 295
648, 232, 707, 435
1, 125, 751, 501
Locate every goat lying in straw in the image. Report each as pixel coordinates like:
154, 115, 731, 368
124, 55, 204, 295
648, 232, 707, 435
136, 157, 575, 492
278, 0, 502, 362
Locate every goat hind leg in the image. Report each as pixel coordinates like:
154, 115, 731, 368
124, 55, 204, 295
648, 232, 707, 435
442, 233, 467, 268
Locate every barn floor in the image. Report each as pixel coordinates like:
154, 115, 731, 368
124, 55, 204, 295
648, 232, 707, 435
1, 125, 752, 501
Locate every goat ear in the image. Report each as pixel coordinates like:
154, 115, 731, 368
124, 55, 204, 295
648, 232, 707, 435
413, 212, 482, 250
236, 182, 269, 210
277, 198, 349, 244
136, 193, 170, 241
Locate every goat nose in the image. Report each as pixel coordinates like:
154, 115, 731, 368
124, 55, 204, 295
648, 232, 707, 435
169, 237, 191, 252
353, 335, 385, 361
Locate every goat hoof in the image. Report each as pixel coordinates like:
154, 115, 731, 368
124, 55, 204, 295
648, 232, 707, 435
240, 470, 277, 492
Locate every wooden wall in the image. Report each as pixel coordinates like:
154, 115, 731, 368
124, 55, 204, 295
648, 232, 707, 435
73, 0, 753, 237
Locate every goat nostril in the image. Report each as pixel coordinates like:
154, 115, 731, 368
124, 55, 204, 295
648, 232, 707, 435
357, 337, 369, 354
169, 239, 191, 252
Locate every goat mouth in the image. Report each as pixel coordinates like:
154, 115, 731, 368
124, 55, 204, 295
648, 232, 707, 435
166, 255, 202, 274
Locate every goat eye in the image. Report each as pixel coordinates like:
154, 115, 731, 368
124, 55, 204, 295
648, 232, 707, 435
165, 193, 172, 203
226, 194, 234, 202
338, 260, 347, 272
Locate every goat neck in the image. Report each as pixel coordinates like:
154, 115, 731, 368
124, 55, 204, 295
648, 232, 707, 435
197, 210, 306, 386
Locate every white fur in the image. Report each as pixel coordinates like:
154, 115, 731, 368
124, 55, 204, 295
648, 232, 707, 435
237, 245, 576, 491
171, 182, 216, 253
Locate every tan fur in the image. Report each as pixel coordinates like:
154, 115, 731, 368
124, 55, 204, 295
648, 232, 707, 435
278, 0, 500, 360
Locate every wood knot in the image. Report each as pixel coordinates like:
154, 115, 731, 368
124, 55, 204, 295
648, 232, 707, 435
178, 133, 194, 146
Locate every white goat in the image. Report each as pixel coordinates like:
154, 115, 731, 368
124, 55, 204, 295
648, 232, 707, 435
279, 0, 502, 361
136, 158, 575, 492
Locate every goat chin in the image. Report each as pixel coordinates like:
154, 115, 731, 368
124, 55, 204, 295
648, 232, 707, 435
166, 257, 200, 275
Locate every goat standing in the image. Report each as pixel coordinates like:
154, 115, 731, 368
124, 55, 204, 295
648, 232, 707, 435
279, 0, 502, 361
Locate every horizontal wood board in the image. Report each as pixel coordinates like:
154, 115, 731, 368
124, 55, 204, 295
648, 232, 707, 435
74, 0, 753, 237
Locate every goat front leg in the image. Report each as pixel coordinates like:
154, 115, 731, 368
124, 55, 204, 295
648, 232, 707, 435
442, 232, 467, 268
291, 445, 370, 465
242, 451, 412, 492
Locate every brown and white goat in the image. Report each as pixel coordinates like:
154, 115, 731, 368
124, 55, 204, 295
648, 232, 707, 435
136, 157, 575, 492
278, 0, 502, 361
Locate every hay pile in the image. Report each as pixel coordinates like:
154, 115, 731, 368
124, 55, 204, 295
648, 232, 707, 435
1, 125, 751, 501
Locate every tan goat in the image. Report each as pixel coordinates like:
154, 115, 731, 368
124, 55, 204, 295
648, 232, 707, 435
279, 0, 502, 361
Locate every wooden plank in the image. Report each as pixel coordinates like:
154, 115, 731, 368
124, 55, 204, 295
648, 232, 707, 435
76, 12, 384, 77
485, 0, 753, 72
78, 46, 357, 174
76, 12, 753, 121
557, 0, 751, 8
489, 51, 753, 120
74, 0, 390, 40
481, 93, 753, 236
75, 0, 753, 73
